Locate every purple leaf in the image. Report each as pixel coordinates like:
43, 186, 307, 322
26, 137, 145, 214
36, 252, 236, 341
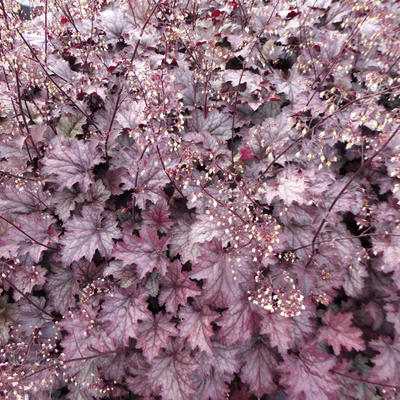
148, 340, 198, 400
370, 334, 400, 385
239, 335, 278, 398
216, 298, 259, 346
99, 285, 151, 347
137, 313, 179, 362
45, 264, 78, 314
142, 199, 174, 233
279, 341, 340, 400
11, 264, 46, 301
178, 303, 219, 354
112, 226, 169, 279
41, 136, 103, 191
159, 261, 201, 313
319, 310, 365, 355
259, 311, 295, 355
61, 206, 121, 265
190, 238, 241, 308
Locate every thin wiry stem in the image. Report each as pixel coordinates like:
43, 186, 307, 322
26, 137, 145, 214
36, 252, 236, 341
156, 144, 186, 199
2, 273, 56, 319
16, 29, 103, 135
14, 67, 41, 158
304, 124, 400, 268
18, 350, 118, 381
0, 170, 38, 181
0, 215, 57, 250
290, 232, 400, 253
229, 0, 281, 169
104, 88, 123, 159
333, 369, 400, 390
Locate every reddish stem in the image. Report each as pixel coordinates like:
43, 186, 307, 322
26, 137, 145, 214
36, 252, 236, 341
14, 68, 41, 158
2, 276, 56, 320
0, 0, 9, 29
0, 215, 56, 250
306, 12, 372, 107
305, 124, 400, 268
156, 144, 186, 199
0, 171, 38, 181
129, 1, 160, 64
16, 29, 103, 135
333, 369, 400, 390
105, 88, 123, 159
18, 350, 118, 381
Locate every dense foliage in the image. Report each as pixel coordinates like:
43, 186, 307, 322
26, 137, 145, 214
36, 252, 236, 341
0, 0, 400, 399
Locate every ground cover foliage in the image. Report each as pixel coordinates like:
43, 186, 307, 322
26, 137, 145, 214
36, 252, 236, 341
0, 0, 400, 399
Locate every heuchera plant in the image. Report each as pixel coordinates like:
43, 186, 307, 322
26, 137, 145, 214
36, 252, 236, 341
0, 0, 400, 399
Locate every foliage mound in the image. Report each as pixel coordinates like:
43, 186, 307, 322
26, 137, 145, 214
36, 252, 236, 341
0, 0, 400, 399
